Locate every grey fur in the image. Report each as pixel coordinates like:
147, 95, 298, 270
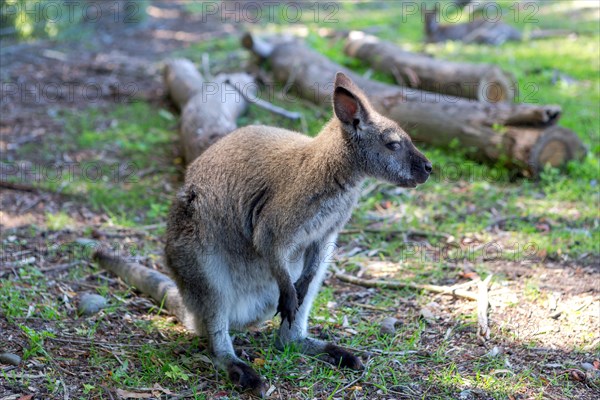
424, 6, 522, 45
165, 72, 431, 395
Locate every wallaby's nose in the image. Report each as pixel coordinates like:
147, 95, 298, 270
424, 161, 432, 174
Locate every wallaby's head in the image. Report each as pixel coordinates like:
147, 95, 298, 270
332, 72, 431, 188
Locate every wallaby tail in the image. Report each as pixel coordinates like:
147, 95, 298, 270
92, 249, 195, 331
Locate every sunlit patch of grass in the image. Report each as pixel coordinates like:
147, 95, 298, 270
177, 0, 599, 263
26, 101, 180, 226
21, 1, 596, 398
45, 211, 76, 231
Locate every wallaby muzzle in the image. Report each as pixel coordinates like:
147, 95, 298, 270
410, 146, 432, 184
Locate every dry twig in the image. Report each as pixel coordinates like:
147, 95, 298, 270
334, 271, 478, 301
340, 228, 450, 239
477, 274, 493, 342
224, 78, 302, 121
330, 359, 373, 398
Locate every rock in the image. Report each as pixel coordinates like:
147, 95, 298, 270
380, 317, 398, 335
419, 307, 437, 325
0, 352, 21, 366
582, 362, 600, 377
78, 293, 108, 316
485, 346, 501, 358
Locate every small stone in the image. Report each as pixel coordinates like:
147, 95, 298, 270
544, 363, 563, 369
380, 317, 398, 335
581, 362, 594, 371
0, 352, 21, 366
78, 293, 108, 316
549, 311, 562, 319
419, 307, 436, 324
485, 346, 501, 358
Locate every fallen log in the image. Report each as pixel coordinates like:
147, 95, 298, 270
344, 32, 516, 103
242, 33, 586, 175
164, 59, 255, 163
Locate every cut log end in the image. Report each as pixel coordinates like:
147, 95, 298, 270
241, 32, 275, 59
478, 68, 516, 103
345, 33, 517, 103
529, 126, 587, 174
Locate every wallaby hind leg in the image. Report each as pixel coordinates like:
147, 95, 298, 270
277, 244, 363, 370
189, 296, 267, 397
172, 250, 268, 396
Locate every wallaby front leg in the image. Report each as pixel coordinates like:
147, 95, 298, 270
272, 258, 298, 328
277, 294, 363, 370
278, 249, 363, 370
294, 242, 320, 307
254, 230, 299, 327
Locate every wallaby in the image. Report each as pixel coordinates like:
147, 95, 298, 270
424, 6, 522, 45
164, 72, 431, 395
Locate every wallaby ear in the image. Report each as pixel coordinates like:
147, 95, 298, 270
334, 72, 355, 91
333, 72, 369, 129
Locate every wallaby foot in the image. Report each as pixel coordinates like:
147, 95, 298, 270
226, 360, 267, 397
277, 336, 364, 370
322, 343, 364, 370
191, 305, 267, 396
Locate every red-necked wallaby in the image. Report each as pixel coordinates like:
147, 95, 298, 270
424, 6, 522, 45
165, 72, 431, 395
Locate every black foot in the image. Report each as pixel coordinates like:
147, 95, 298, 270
227, 361, 267, 397
324, 344, 364, 370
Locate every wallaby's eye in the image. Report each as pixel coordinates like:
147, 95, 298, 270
386, 142, 401, 151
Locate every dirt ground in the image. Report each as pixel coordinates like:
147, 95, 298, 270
1, 1, 599, 399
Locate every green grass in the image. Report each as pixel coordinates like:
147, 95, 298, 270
45, 211, 76, 231
308, 1, 599, 261
173, 0, 600, 262
17, 101, 180, 227
0, 265, 65, 321
30, 1, 594, 254
4, 1, 598, 399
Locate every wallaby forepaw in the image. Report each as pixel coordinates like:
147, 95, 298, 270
324, 344, 364, 370
294, 278, 310, 307
276, 286, 298, 328
227, 361, 267, 397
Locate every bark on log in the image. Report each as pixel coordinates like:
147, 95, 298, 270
164, 59, 255, 163
243, 33, 586, 175
344, 33, 517, 103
